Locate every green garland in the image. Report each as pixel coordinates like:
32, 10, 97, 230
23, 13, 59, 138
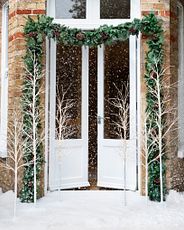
20, 13, 165, 202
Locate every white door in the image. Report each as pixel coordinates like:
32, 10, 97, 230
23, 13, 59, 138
47, 0, 139, 191
49, 42, 89, 190
97, 37, 137, 190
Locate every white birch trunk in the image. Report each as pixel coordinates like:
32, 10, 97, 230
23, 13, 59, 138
0, 107, 33, 219
123, 139, 127, 206
144, 143, 151, 204
156, 78, 164, 203
14, 169, 17, 219
144, 117, 149, 203
145, 158, 148, 203
108, 83, 129, 206
13, 115, 18, 219
143, 55, 177, 203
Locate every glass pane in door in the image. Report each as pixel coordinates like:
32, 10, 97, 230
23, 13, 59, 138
104, 40, 130, 139
56, 44, 82, 140
100, 0, 130, 19
56, 0, 86, 19
88, 47, 98, 188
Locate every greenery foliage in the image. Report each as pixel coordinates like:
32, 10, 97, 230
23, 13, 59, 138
20, 13, 165, 202
142, 15, 166, 201
20, 49, 44, 202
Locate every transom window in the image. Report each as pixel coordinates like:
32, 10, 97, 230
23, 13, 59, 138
48, 0, 139, 29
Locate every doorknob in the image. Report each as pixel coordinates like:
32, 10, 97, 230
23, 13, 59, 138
97, 116, 103, 124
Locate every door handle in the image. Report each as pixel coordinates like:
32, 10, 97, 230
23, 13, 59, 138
97, 116, 103, 124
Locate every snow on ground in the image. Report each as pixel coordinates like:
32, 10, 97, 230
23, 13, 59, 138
0, 190, 184, 230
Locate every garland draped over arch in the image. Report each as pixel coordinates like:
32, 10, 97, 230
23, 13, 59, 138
20, 13, 165, 202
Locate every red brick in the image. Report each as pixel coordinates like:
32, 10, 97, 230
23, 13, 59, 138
142, 11, 159, 16
8, 35, 13, 42
14, 32, 24, 39
9, 32, 24, 42
17, 9, 32, 15
32, 10, 46, 15
9, 11, 16, 19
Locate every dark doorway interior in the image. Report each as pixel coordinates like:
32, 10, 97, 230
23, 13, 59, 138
55, 41, 130, 190
88, 47, 98, 189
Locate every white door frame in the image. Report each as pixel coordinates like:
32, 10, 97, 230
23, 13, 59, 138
177, 1, 184, 158
45, 0, 141, 193
0, 2, 9, 158
48, 0, 139, 29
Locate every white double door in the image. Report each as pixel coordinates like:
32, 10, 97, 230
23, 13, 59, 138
49, 37, 137, 191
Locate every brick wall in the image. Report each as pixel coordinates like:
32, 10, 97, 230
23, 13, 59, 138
169, 0, 184, 192
0, 0, 46, 193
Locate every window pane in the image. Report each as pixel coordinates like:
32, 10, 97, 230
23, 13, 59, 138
100, 0, 130, 19
56, 45, 82, 140
104, 41, 130, 139
56, 0, 86, 19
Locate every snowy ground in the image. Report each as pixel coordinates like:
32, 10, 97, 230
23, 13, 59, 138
0, 190, 184, 230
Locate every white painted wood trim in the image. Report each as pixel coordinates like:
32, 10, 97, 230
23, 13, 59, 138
97, 45, 104, 140
48, 0, 138, 28
46, 1, 52, 191
50, 182, 89, 191
136, 34, 142, 193
132, 0, 141, 18
0, 2, 9, 158
82, 46, 89, 184
177, 1, 184, 158
87, 0, 100, 22
47, 0, 55, 17
133, 0, 141, 193
52, 19, 133, 30
129, 35, 137, 140
44, 38, 50, 195
48, 40, 57, 189
97, 45, 104, 186
130, 35, 138, 191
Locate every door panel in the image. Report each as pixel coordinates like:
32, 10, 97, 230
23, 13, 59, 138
49, 38, 137, 190
49, 43, 89, 190
98, 140, 136, 189
97, 37, 137, 190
